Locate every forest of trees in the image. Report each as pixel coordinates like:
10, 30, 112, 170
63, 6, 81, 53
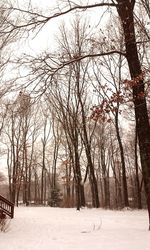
0, 0, 150, 226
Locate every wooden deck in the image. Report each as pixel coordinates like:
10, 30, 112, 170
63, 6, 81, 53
0, 195, 14, 218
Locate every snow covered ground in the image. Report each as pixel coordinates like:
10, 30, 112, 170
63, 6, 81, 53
0, 207, 150, 250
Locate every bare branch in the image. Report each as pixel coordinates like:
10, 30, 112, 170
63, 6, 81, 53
52, 50, 126, 74
4, 2, 117, 33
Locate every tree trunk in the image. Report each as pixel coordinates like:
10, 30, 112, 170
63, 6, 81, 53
117, 0, 150, 229
74, 143, 85, 209
76, 63, 100, 208
115, 111, 129, 207
135, 126, 142, 209
101, 147, 110, 208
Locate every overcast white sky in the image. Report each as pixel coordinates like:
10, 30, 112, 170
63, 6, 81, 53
13, 0, 111, 54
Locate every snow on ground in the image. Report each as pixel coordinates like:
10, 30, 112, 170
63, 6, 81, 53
0, 207, 150, 250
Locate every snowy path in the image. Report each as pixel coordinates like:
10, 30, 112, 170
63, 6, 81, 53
0, 207, 150, 250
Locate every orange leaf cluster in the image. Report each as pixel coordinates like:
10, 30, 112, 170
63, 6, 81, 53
124, 72, 144, 89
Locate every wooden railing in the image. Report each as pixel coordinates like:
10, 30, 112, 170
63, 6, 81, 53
0, 195, 14, 218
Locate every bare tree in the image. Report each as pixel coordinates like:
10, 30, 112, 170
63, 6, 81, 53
1, 0, 150, 227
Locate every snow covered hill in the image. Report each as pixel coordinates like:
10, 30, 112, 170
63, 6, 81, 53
0, 207, 150, 250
